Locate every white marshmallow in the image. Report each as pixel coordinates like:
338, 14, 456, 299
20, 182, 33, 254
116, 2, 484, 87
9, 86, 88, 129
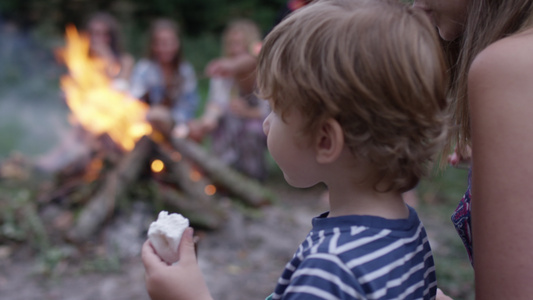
147, 211, 190, 264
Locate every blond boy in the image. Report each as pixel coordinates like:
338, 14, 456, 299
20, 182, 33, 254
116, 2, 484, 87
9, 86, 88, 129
142, 0, 448, 299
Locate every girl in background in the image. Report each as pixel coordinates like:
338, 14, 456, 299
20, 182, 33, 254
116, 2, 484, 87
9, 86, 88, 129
35, 12, 135, 172
191, 19, 269, 181
86, 12, 134, 90
130, 19, 199, 135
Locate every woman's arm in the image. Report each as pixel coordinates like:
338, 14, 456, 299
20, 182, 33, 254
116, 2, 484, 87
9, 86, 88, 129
204, 53, 257, 78
469, 34, 533, 299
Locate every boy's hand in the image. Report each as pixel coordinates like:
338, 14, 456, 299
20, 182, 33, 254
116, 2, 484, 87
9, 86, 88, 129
142, 228, 213, 300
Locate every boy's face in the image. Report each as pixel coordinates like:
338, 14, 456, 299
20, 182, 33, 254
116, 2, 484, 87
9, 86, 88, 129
262, 103, 318, 188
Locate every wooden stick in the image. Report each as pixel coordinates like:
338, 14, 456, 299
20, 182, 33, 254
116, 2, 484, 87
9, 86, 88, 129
171, 137, 274, 207
67, 136, 154, 242
153, 145, 227, 229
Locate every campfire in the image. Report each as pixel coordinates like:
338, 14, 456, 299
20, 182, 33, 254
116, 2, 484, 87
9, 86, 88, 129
59, 25, 152, 152
0, 26, 273, 245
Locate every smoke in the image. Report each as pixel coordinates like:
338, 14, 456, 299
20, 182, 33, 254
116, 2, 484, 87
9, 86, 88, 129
0, 20, 71, 160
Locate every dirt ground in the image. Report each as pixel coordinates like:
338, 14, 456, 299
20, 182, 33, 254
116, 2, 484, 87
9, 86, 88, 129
0, 181, 329, 300
0, 173, 472, 300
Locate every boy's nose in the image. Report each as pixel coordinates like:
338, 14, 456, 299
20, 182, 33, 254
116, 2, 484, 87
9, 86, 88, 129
263, 113, 271, 136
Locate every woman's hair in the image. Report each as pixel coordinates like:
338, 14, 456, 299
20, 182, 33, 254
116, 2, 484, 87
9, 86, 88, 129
148, 19, 184, 103
86, 12, 122, 58
222, 19, 261, 57
258, 0, 449, 192
447, 0, 533, 154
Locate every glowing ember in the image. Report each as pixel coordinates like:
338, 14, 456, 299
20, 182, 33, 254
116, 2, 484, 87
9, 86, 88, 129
84, 158, 103, 182
189, 169, 202, 182
58, 25, 152, 151
204, 184, 216, 196
151, 159, 165, 173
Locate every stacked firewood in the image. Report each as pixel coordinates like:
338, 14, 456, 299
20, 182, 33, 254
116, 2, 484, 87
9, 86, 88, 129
0, 129, 273, 245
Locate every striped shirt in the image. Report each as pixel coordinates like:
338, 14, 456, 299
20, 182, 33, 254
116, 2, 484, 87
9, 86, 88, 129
271, 206, 437, 300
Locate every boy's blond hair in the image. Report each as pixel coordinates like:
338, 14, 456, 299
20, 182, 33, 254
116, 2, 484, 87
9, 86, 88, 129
257, 0, 448, 192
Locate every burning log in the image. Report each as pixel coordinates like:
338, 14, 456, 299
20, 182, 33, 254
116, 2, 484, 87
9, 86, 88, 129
36, 131, 123, 204
4, 133, 274, 244
171, 137, 274, 207
152, 145, 227, 229
67, 136, 154, 242
155, 146, 212, 201
65, 135, 237, 242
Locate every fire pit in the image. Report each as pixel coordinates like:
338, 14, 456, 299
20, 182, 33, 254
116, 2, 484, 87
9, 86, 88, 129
0, 26, 273, 246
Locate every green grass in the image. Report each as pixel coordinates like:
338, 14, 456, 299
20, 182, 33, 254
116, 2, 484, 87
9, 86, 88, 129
417, 167, 475, 299
0, 122, 26, 158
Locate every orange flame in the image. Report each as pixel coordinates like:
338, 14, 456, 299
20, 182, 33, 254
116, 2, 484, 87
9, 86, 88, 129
58, 25, 151, 151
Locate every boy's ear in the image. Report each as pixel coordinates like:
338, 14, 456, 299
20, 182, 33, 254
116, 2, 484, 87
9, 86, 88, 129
315, 118, 344, 164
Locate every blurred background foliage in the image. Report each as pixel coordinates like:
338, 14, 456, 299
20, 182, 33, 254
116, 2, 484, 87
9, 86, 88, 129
0, 0, 286, 34
0, 0, 286, 61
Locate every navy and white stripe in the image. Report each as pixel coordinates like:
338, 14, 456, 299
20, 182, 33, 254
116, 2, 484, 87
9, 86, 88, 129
271, 206, 437, 299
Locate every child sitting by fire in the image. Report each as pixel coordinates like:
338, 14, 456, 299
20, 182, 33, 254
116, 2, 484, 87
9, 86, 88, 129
35, 12, 135, 172
130, 19, 199, 138
188, 19, 269, 181
142, 0, 448, 298
85, 12, 134, 92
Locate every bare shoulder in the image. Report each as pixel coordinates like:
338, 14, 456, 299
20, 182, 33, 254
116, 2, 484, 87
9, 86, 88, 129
468, 29, 533, 298
469, 29, 533, 89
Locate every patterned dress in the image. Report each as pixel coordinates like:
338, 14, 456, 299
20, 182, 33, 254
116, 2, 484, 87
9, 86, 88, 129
451, 170, 473, 265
